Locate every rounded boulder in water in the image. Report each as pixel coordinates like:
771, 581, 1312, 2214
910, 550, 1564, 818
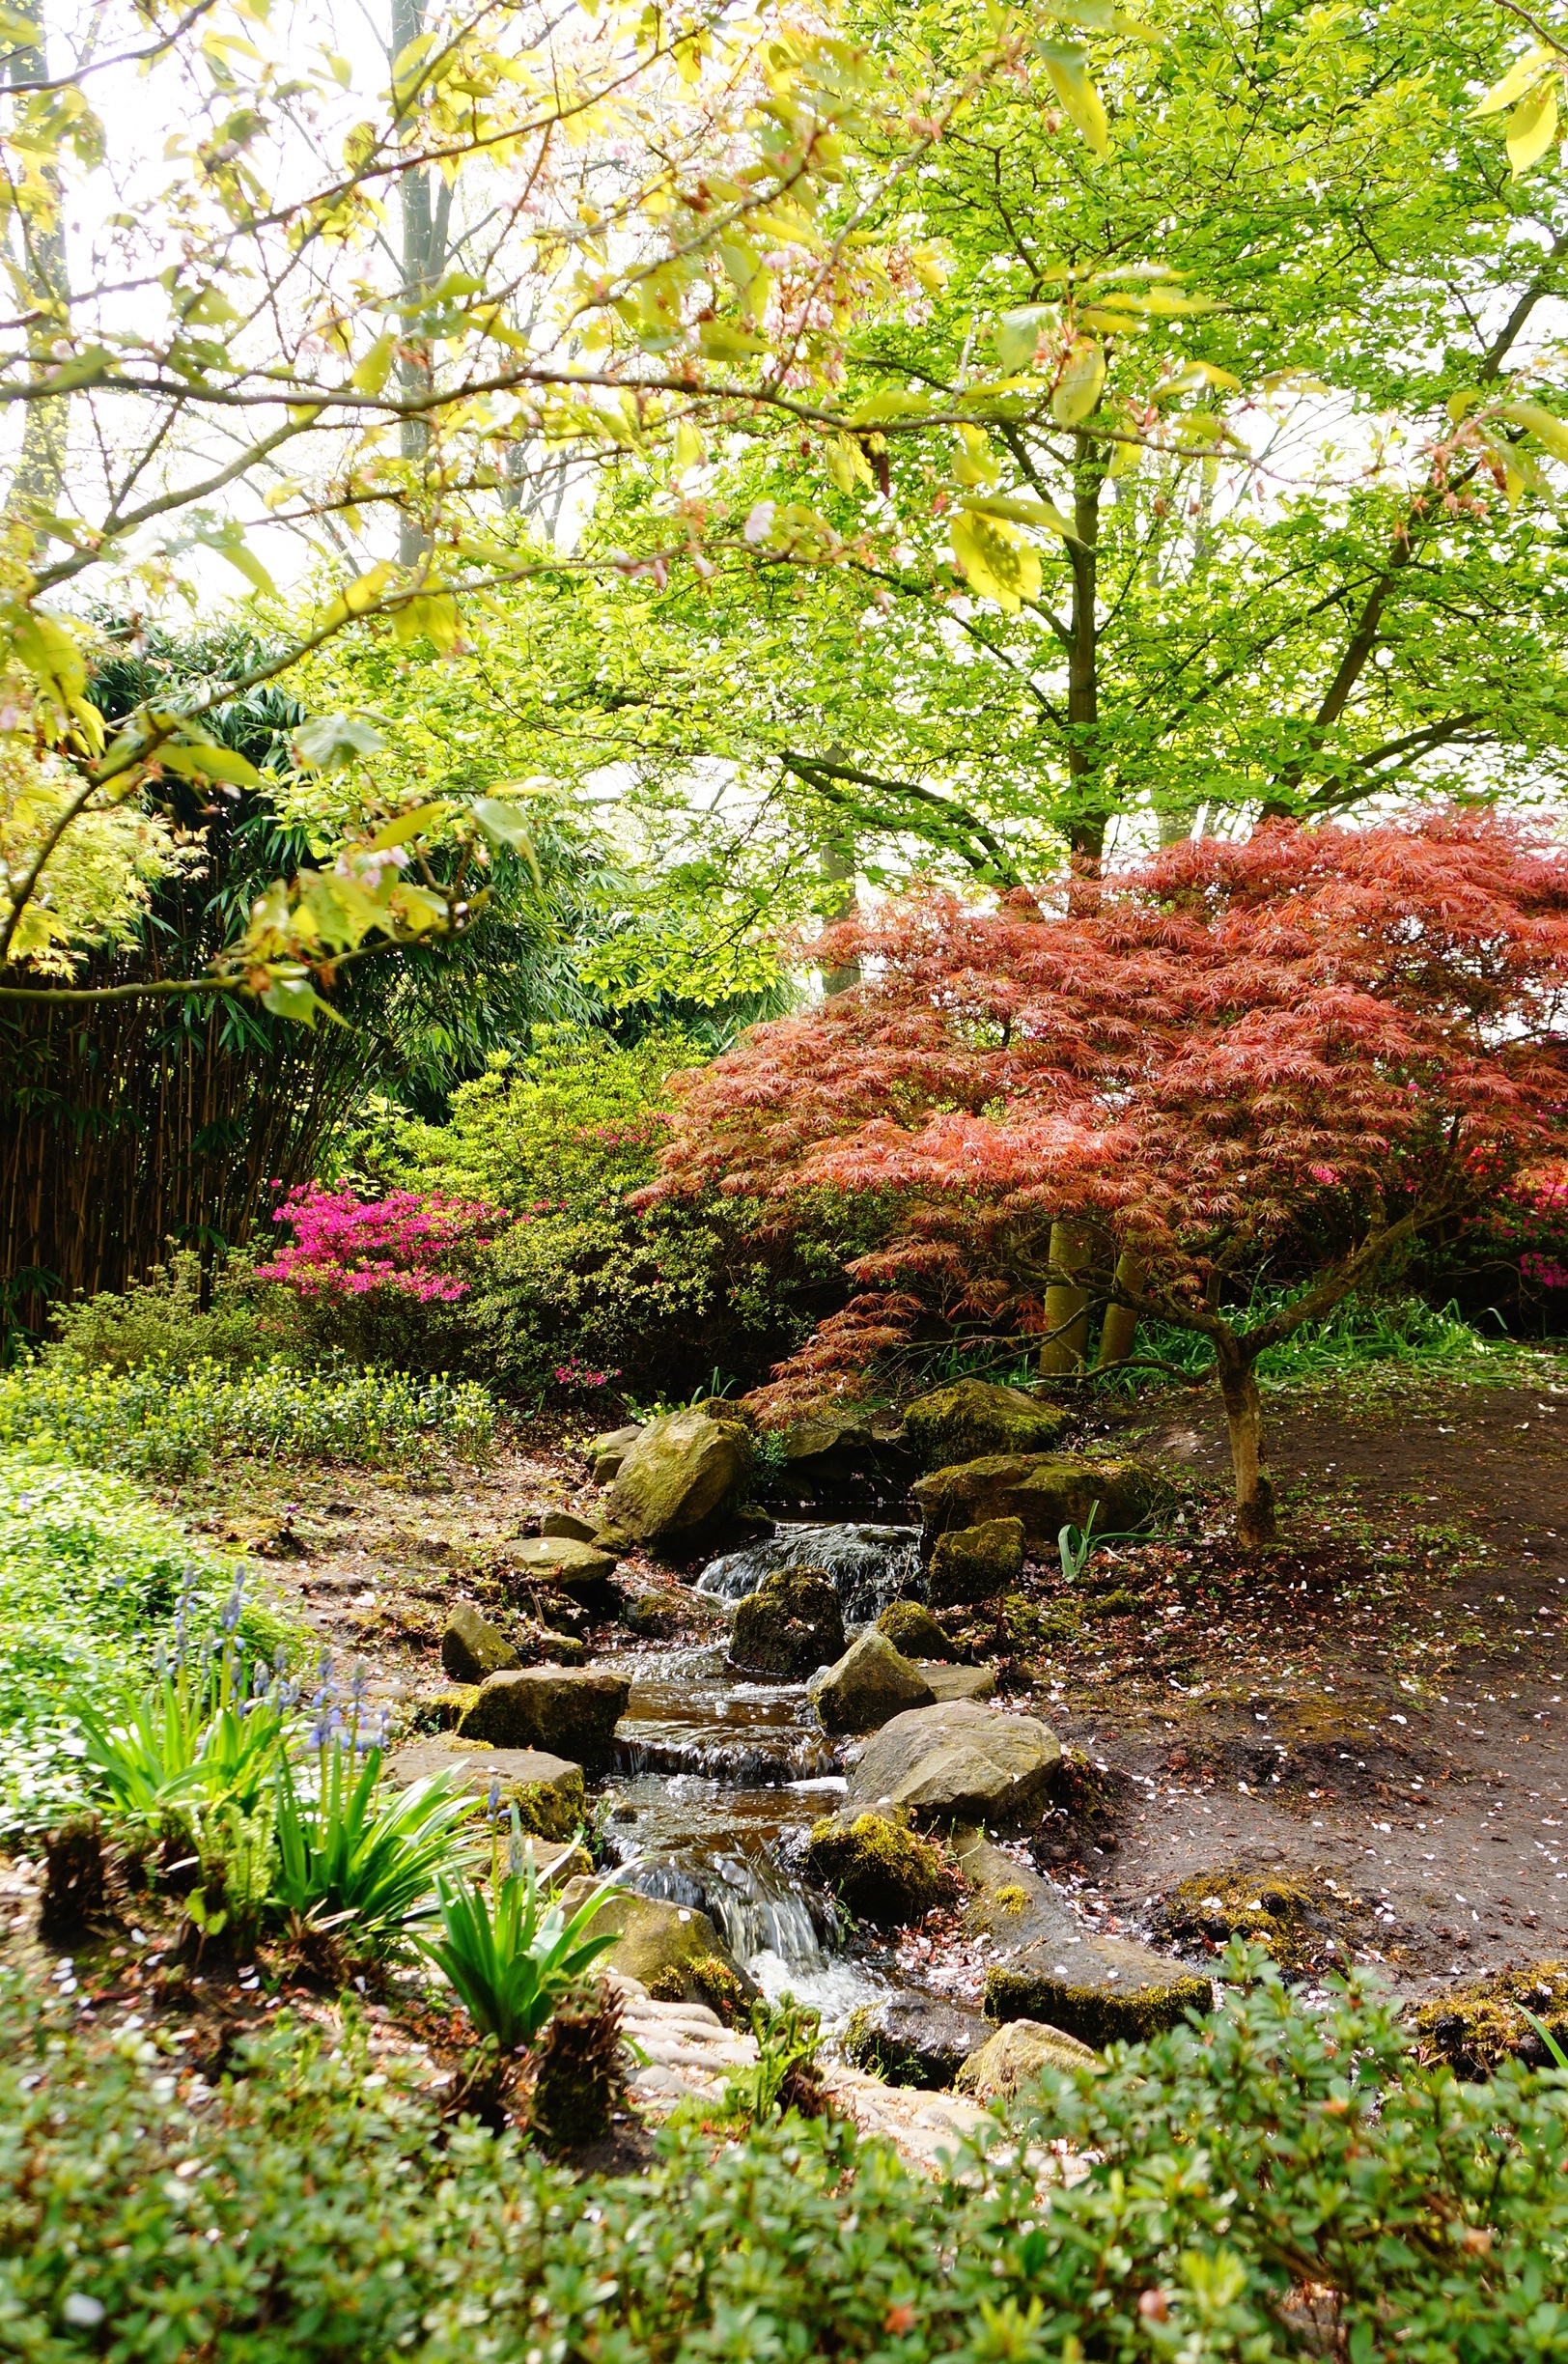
731, 1566, 845, 1676
808, 1630, 934, 1733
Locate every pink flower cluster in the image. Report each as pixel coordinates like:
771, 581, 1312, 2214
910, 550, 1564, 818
552, 1357, 621, 1391
258, 1184, 504, 1303
1523, 1251, 1568, 1291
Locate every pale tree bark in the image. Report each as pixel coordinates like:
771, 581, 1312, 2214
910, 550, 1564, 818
390, 0, 449, 566
1039, 1217, 1093, 1373
6, 0, 70, 537
1095, 1250, 1144, 1368
1218, 1350, 1275, 1547
819, 826, 860, 994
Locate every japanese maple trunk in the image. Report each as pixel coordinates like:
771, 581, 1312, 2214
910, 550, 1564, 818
1216, 1337, 1275, 1548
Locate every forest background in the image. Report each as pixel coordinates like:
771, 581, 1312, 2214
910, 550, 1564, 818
6, 0, 1568, 1430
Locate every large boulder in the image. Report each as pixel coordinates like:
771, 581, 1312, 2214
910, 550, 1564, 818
458, 1666, 630, 1768
441, 1600, 519, 1683
385, 1740, 584, 1841
953, 1832, 1212, 2048
845, 1700, 1060, 1828
804, 1812, 959, 1928
915, 1453, 1165, 1547
877, 1600, 953, 1659
809, 1630, 934, 1733
955, 2018, 1097, 2101
927, 1518, 1024, 1609
843, 1992, 989, 2089
541, 1509, 601, 1543
779, 1412, 874, 1475
731, 1565, 845, 1676
606, 1407, 754, 1545
555, 1879, 757, 2008
904, 1380, 1069, 1471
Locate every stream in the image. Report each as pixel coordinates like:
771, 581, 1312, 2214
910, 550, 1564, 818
598, 1521, 927, 2021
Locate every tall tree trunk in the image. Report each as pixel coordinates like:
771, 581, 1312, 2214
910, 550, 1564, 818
1039, 1218, 1092, 1374
1217, 1341, 1275, 1546
6, 0, 70, 537
1064, 432, 1108, 880
819, 827, 859, 994
391, 0, 445, 567
1095, 1251, 1143, 1367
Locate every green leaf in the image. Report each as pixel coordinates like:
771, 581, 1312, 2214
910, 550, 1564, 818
472, 796, 542, 881
1498, 400, 1568, 463
351, 332, 397, 395
158, 738, 264, 788
292, 712, 389, 772
261, 972, 326, 1026
1474, 45, 1553, 118
950, 512, 1043, 612
996, 306, 1054, 372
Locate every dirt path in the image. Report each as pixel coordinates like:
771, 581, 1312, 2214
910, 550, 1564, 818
1045, 1375, 1568, 1995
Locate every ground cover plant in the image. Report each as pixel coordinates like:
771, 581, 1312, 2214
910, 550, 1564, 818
0, 1359, 495, 1479
2, 1953, 1565, 2361
0, 1458, 292, 1843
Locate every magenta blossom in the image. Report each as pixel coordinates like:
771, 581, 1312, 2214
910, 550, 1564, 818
258, 1183, 505, 1302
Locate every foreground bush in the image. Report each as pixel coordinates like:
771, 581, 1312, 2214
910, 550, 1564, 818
2, 1956, 1564, 2361
0, 1357, 495, 1478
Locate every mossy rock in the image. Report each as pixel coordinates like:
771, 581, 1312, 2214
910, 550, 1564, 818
877, 1599, 954, 1660
915, 1453, 1167, 1548
808, 1630, 934, 1733
605, 1407, 754, 1544
954, 2017, 1099, 2102
647, 1953, 748, 2022
928, 1518, 1024, 1610
406, 1685, 478, 1734
842, 1992, 988, 2089
555, 1880, 757, 2007
985, 1956, 1211, 2050
1154, 1864, 1361, 1977
732, 1564, 845, 1676
904, 1380, 1069, 1471
804, 1811, 959, 1928
458, 1667, 630, 1768
1413, 1961, 1568, 2077
441, 1600, 520, 1683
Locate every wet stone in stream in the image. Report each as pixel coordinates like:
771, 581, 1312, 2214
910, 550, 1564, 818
698, 1522, 924, 1624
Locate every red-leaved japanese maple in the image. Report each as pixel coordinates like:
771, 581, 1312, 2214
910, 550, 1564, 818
650, 812, 1568, 1545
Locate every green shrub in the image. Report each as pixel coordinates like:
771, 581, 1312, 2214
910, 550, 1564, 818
1, 1953, 1565, 2361
0, 1457, 290, 1840
419, 1817, 618, 2049
44, 1248, 302, 1377
0, 1356, 495, 1478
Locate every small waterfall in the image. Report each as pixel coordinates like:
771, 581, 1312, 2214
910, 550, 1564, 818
616, 1731, 839, 1786
698, 1522, 924, 1623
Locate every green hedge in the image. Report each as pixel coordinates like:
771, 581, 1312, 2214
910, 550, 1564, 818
2, 1956, 1564, 2361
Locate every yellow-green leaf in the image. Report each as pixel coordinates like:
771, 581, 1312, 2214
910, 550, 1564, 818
472, 796, 542, 882
1040, 43, 1107, 155
1498, 399, 1568, 463
950, 512, 1042, 612
675, 418, 705, 471
159, 738, 263, 788
963, 492, 1079, 541
368, 802, 446, 852
996, 306, 1052, 373
1507, 85, 1558, 175
1475, 45, 1553, 118
1051, 337, 1106, 427
351, 332, 397, 395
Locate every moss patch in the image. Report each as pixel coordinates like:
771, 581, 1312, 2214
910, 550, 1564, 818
805, 1812, 960, 1928
985, 1963, 1210, 2050
1153, 1864, 1366, 1978
647, 1953, 747, 2022
877, 1600, 953, 1660
509, 1769, 586, 1844
405, 1686, 478, 1734
1413, 1961, 1568, 2078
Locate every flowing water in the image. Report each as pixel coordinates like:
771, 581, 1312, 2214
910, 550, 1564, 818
602, 1521, 925, 2020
